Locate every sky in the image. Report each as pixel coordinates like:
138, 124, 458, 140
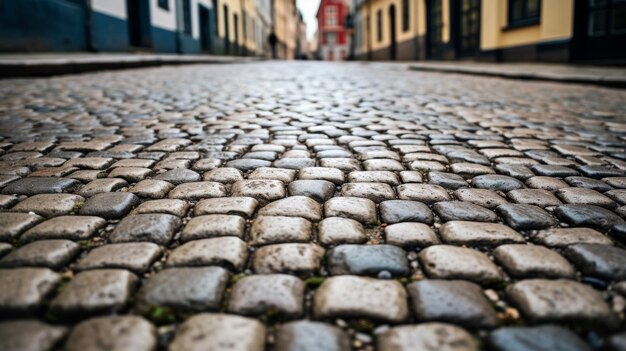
296, 0, 321, 40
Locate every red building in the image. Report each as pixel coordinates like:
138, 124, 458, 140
316, 0, 349, 61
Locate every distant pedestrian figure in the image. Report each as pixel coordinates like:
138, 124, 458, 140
268, 32, 278, 59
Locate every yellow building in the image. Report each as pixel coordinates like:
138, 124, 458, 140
273, 0, 299, 59
355, 0, 626, 63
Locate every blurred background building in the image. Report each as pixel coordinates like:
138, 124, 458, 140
352, 0, 626, 64
0, 0, 304, 59
316, 0, 350, 61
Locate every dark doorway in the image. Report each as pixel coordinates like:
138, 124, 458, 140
234, 13, 239, 55
127, 0, 152, 48
452, 0, 480, 58
389, 5, 397, 60
199, 5, 212, 52
572, 0, 626, 62
426, 0, 444, 59
223, 5, 230, 54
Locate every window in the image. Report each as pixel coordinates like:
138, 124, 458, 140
402, 0, 410, 31
326, 6, 337, 26
182, 0, 191, 34
325, 32, 337, 44
508, 0, 540, 28
158, 0, 169, 11
588, 0, 626, 37
377, 10, 382, 41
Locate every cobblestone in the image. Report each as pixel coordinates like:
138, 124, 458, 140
1, 62, 625, 348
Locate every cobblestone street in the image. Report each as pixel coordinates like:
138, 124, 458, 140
1, 61, 626, 351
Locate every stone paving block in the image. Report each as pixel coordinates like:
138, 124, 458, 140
275, 320, 350, 351
0, 320, 67, 351
384, 222, 439, 247
129, 179, 174, 198
439, 221, 524, 246
182, 214, 246, 241
78, 178, 128, 197
525, 176, 570, 191
606, 189, 626, 205
566, 176, 614, 192
250, 215, 312, 245
226, 159, 273, 172
167, 237, 248, 271
418, 245, 503, 284
168, 181, 228, 200
289, 179, 335, 202
169, 313, 265, 351
362, 159, 404, 171
1, 177, 81, 195
134, 199, 189, 216
348, 170, 399, 185
532, 227, 613, 247
299, 167, 345, 184
428, 171, 468, 189
49, 269, 138, 319
434, 201, 499, 222
319, 158, 362, 172
327, 244, 410, 277
12, 194, 85, 217
259, 196, 322, 221
495, 164, 535, 180
324, 197, 377, 225
252, 243, 325, 275
109, 214, 180, 245
378, 323, 478, 351
397, 183, 451, 204
379, 200, 433, 224
79, 192, 140, 219
488, 325, 592, 351
555, 187, 617, 208
0, 268, 61, 316
399, 170, 424, 183
249, 167, 296, 183
0, 212, 44, 241
228, 274, 305, 318
0, 239, 80, 270
154, 168, 201, 184
202, 167, 244, 183
0, 242, 11, 257
507, 189, 563, 207
318, 217, 367, 245
507, 279, 615, 326
497, 204, 558, 230
74, 243, 162, 273
137, 267, 229, 313
565, 244, 626, 280
64, 316, 156, 351
313, 275, 408, 322
107, 167, 153, 182
0, 194, 18, 208
21, 216, 105, 241
493, 244, 575, 278
231, 179, 286, 204
194, 196, 258, 217
554, 204, 624, 230
340, 182, 395, 202
407, 279, 499, 328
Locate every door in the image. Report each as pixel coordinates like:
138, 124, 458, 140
453, 0, 480, 57
572, 0, 626, 61
426, 0, 444, 59
389, 5, 397, 60
127, 0, 152, 48
223, 5, 230, 54
199, 5, 212, 52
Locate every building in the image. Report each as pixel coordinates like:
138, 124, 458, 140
317, 0, 350, 61
0, 0, 277, 57
272, 0, 299, 59
296, 12, 309, 59
353, 0, 626, 63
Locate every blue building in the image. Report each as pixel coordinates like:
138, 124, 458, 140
0, 0, 222, 54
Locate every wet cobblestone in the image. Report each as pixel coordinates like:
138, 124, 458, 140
0, 61, 626, 350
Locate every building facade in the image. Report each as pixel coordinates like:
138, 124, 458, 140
317, 0, 350, 61
0, 0, 276, 57
354, 0, 626, 63
273, 0, 299, 59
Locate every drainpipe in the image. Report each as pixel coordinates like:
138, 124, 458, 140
85, 0, 94, 51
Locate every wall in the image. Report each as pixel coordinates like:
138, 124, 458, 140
481, 0, 573, 50
0, 0, 88, 51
